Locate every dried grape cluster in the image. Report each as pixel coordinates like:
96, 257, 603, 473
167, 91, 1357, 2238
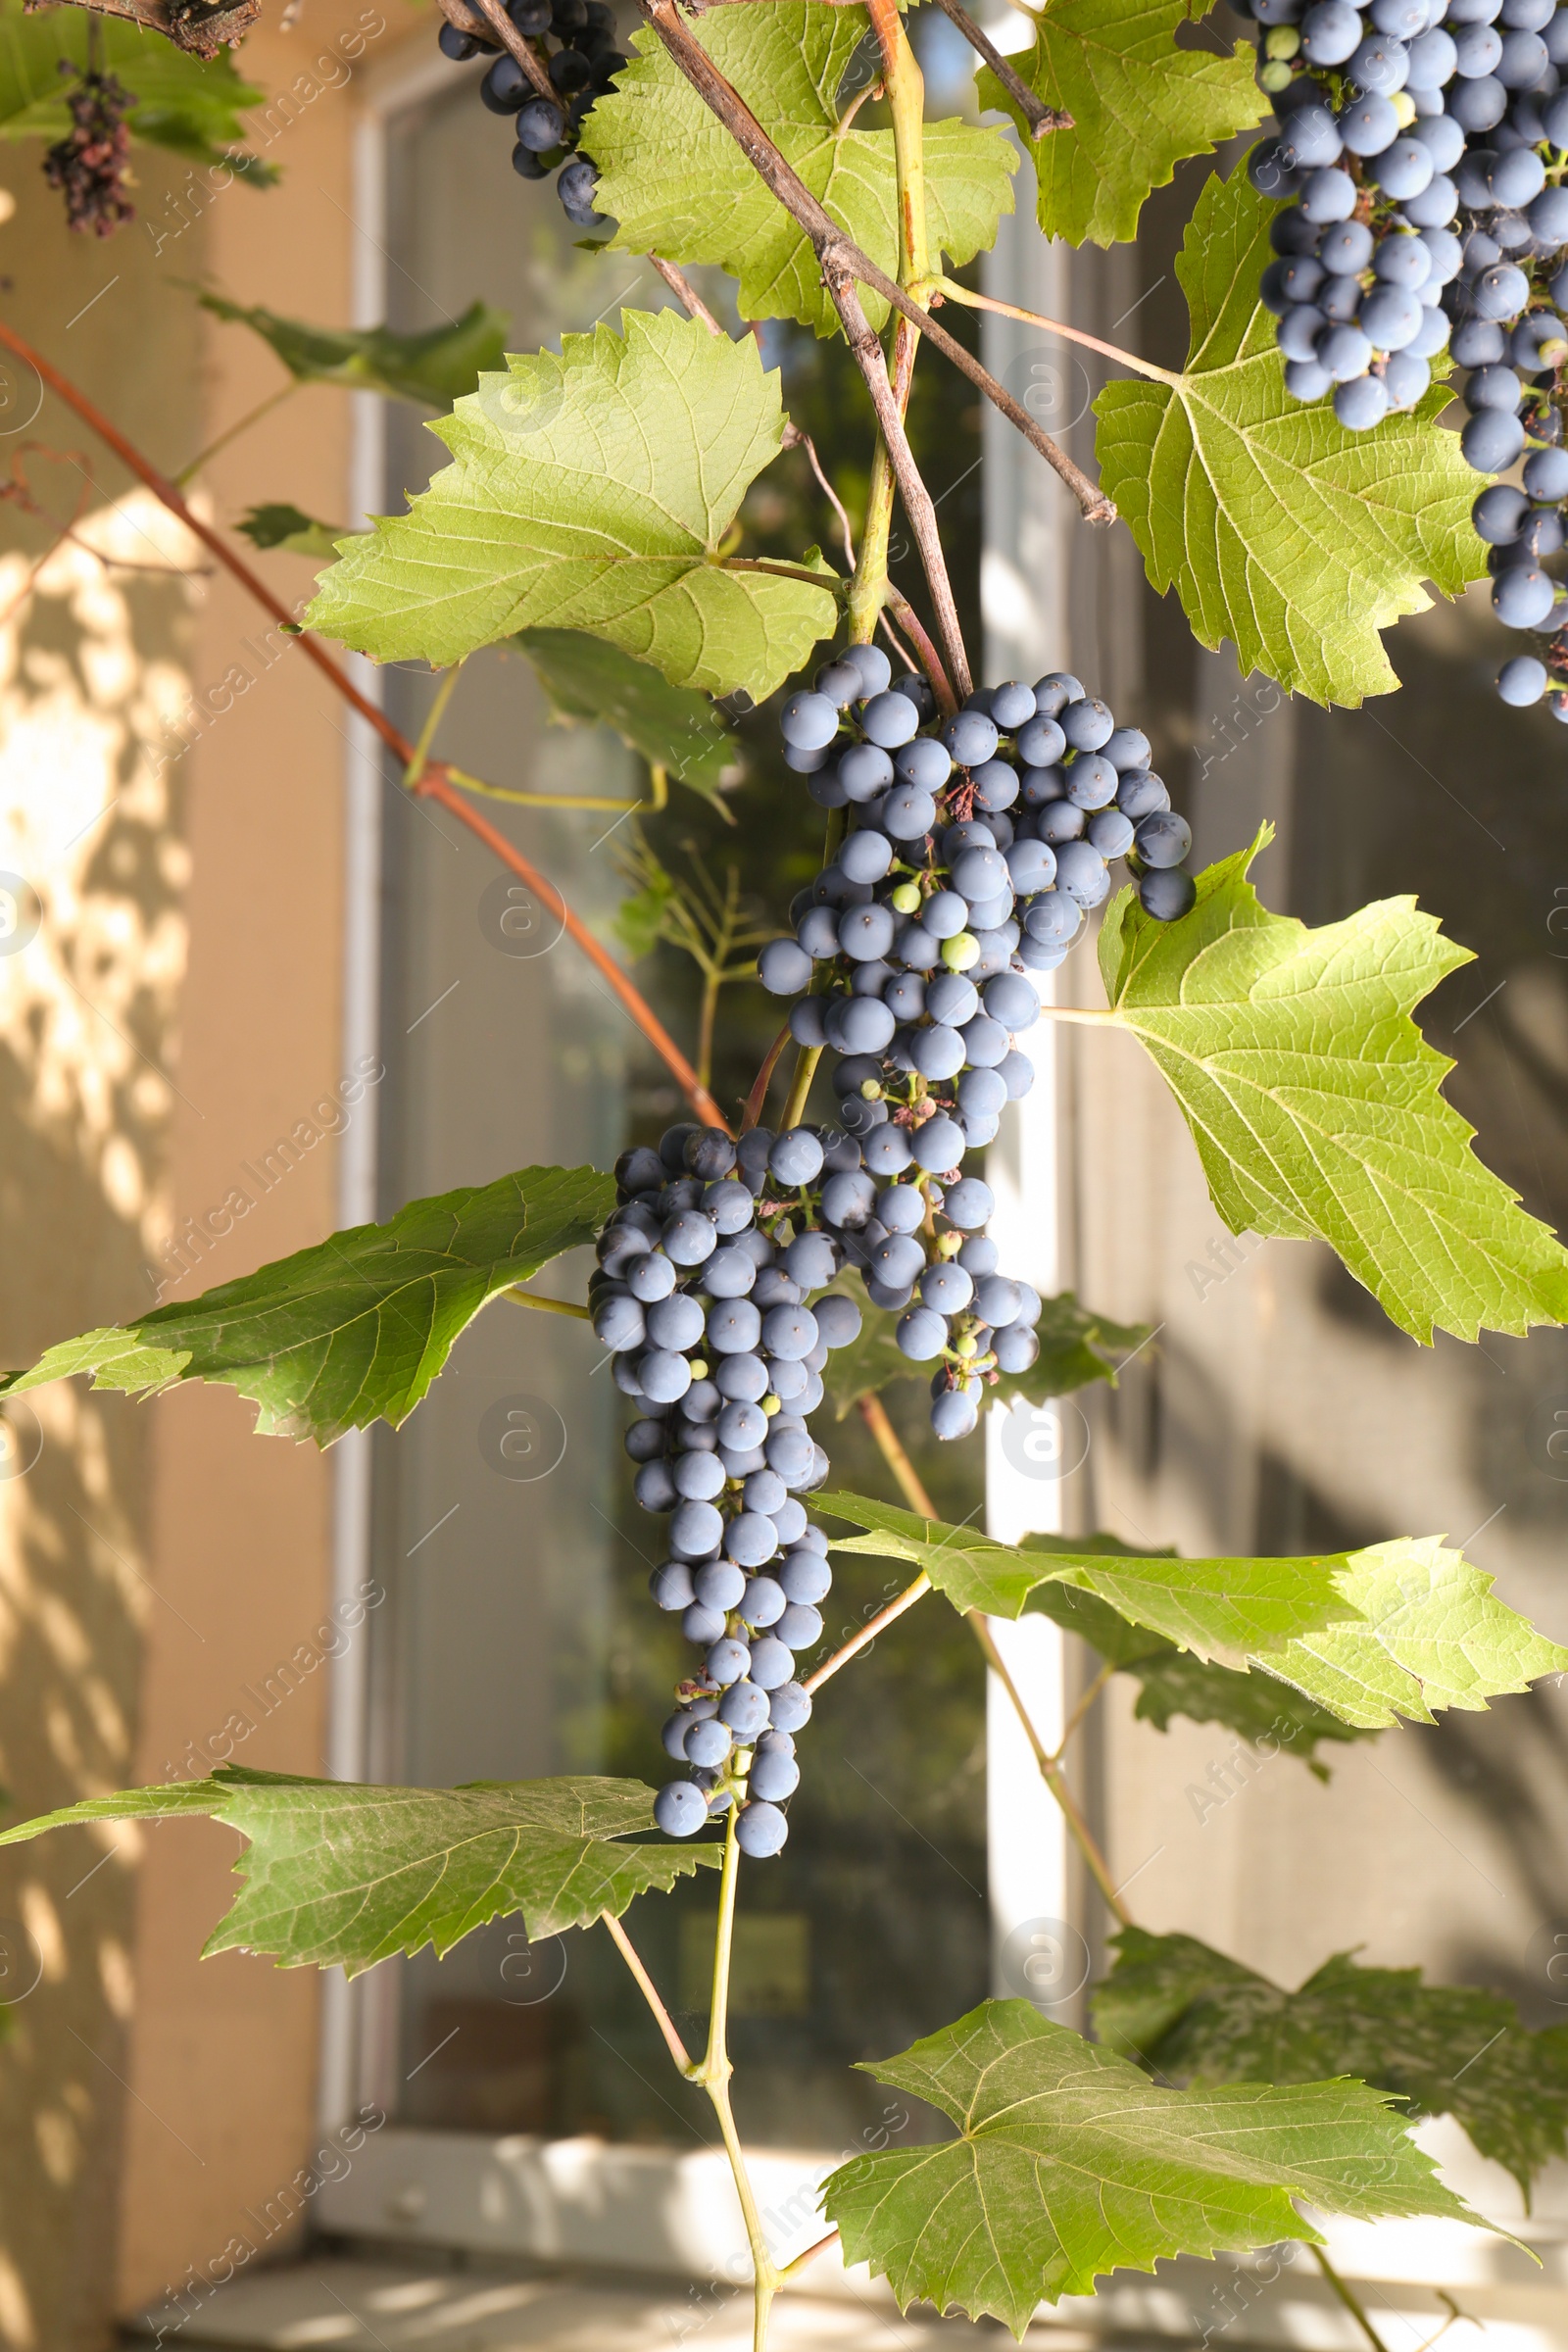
43, 68, 136, 237
435, 0, 619, 227
601, 646, 1196, 1860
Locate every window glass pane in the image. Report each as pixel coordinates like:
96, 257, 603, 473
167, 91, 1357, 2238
368, 65, 991, 2150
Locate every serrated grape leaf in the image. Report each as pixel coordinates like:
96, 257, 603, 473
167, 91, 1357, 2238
1099, 834, 1568, 1345
817, 1494, 1568, 1728
821, 1998, 1483, 2332
0, 1164, 612, 1446
814, 1272, 1140, 1421
0, 1767, 717, 1976
0, 0, 271, 175
1094, 159, 1484, 708
238, 504, 349, 561
976, 0, 1264, 249
582, 4, 1016, 339
198, 293, 509, 407
306, 309, 836, 702
514, 628, 740, 803
1019, 1539, 1363, 1767
1095, 1930, 1568, 2199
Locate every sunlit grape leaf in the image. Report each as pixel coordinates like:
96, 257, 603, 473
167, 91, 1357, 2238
817, 1494, 1568, 1728
0, 1164, 613, 1446
822, 1999, 1483, 2333
1099, 835, 1568, 1344
1019, 1541, 1363, 1767
0, 1768, 717, 1976
814, 1273, 1140, 1420
583, 3, 1016, 338
977, 0, 1264, 248
1095, 159, 1485, 707
514, 628, 740, 802
0, 0, 271, 176
238, 504, 348, 561
306, 309, 836, 700
199, 292, 509, 406
1095, 1930, 1568, 2197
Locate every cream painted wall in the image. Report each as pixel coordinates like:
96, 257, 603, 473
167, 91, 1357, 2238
0, 0, 424, 2336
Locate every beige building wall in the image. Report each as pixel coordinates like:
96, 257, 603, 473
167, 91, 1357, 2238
0, 0, 416, 2334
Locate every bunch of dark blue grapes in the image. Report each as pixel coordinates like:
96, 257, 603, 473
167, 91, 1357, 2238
435, 0, 619, 227
605, 648, 1195, 1861
595, 1124, 854, 1859
759, 646, 1193, 1426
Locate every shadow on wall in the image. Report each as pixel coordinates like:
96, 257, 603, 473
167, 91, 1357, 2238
0, 489, 199, 2350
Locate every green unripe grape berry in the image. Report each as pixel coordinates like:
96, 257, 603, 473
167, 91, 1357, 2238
889, 882, 921, 914
859, 1078, 884, 1100
1263, 24, 1299, 56
688, 1358, 709, 1381
1257, 57, 1293, 89
942, 931, 980, 972
762, 1393, 782, 1417
956, 1333, 978, 1360
1391, 88, 1416, 124
937, 1231, 963, 1259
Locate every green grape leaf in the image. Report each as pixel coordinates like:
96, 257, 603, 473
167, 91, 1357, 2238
514, 628, 740, 803
814, 1274, 1139, 1420
306, 309, 836, 701
1019, 1542, 1364, 1767
976, 0, 1265, 249
1094, 159, 1485, 707
0, 1163, 612, 1446
0, 0, 271, 176
198, 292, 510, 406
0, 1768, 717, 1976
237, 504, 349, 561
817, 1494, 1568, 1728
582, 4, 1016, 338
1099, 834, 1568, 1344
1095, 1930, 1568, 2198
822, 1999, 1484, 2332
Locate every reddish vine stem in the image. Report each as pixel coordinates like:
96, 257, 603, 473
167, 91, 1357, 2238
884, 587, 956, 713
0, 318, 730, 1135
635, 0, 1114, 530
416, 777, 729, 1129
741, 1020, 793, 1132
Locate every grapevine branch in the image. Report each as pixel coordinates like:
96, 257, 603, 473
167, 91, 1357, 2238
854, 1393, 1132, 1925
926, 0, 1074, 139
649, 252, 725, 334
0, 318, 731, 1135
439, 0, 558, 102
636, 0, 1115, 530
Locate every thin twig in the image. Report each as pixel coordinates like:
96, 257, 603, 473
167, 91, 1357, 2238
635, 0, 1114, 530
858, 1393, 935, 1516
0, 318, 731, 1134
933, 276, 1176, 384
927, 0, 1072, 139
417, 775, 731, 1131
1311, 2248, 1392, 2352
795, 427, 857, 568
603, 1912, 694, 2072
650, 253, 725, 336
780, 2229, 840, 2281
501, 1288, 592, 1319
969, 1612, 1132, 1926
403, 663, 465, 788
172, 380, 300, 488
883, 586, 956, 714
804, 1570, 932, 1694
742, 1020, 793, 1132
468, 0, 557, 101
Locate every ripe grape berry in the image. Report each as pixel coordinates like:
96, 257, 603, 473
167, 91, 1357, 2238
434, 0, 623, 226
612, 650, 1194, 1861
